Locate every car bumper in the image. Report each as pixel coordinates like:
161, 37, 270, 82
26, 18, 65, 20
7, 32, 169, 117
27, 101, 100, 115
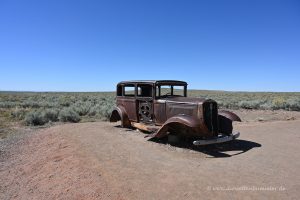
193, 132, 240, 146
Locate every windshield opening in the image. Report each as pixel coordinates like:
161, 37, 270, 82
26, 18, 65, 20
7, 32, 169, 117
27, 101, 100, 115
156, 85, 186, 98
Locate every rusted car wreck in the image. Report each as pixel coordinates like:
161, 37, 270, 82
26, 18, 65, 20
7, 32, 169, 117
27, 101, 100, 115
110, 80, 241, 145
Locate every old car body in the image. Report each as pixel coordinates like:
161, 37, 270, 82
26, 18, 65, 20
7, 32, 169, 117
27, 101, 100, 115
110, 80, 241, 145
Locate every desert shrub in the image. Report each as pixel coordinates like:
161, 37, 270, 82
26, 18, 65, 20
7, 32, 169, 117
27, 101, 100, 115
1, 91, 300, 128
260, 102, 273, 110
99, 98, 115, 119
98, 105, 114, 120
21, 100, 41, 108
87, 98, 115, 120
238, 100, 262, 109
0, 101, 17, 108
11, 108, 27, 120
271, 97, 286, 110
88, 104, 100, 116
25, 110, 47, 126
285, 97, 300, 111
58, 95, 76, 107
25, 109, 60, 125
58, 108, 81, 123
43, 109, 59, 122
72, 101, 91, 116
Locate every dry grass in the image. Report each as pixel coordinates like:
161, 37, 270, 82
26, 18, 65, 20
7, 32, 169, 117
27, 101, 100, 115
0, 92, 115, 128
188, 90, 300, 110
0, 90, 299, 129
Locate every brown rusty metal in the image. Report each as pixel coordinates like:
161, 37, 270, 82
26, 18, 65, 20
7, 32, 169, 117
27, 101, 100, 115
218, 110, 242, 122
110, 80, 241, 139
116, 97, 138, 122
131, 122, 158, 132
218, 110, 241, 135
150, 114, 210, 139
110, 106, 131, 128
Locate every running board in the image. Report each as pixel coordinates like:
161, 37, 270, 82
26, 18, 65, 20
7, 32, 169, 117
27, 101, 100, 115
131, 122, 159, 133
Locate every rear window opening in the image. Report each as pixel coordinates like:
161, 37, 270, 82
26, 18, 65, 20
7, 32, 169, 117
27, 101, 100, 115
117, 85, 122, 96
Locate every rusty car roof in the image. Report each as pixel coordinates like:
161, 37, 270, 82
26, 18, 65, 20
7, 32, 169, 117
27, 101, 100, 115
117, 80, 187, 85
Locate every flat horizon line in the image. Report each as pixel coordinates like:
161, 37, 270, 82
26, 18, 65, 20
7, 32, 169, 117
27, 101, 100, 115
1, 89, 300, 93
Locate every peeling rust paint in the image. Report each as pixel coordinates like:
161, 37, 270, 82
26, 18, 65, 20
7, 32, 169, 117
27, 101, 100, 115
110, 80, 241, 139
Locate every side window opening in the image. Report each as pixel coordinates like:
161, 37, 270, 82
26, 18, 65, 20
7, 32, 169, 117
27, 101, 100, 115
156, 86, 160, 97
160, 85, 172, 96
124, 85, 135, 96
137, 85, 152, 97
173, 86, 185, 96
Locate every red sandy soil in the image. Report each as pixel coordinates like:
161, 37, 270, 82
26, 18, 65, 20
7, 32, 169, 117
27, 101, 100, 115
1, 119, 300, 200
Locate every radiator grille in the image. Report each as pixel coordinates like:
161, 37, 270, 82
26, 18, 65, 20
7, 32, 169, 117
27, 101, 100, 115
203, 101, 218, 135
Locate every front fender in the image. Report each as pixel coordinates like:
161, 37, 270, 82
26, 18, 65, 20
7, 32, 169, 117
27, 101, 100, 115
218, 110, 241, 135
110, 106, 131, 128
218, 110, 241, 122
150, 114, 201, 139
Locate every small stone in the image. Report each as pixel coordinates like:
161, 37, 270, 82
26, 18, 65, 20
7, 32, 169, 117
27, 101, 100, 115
257, 117, 264, 121
287, 116, 296, 120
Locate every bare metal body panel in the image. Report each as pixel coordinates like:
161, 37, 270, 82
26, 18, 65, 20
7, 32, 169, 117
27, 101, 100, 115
110, 80, 240, 142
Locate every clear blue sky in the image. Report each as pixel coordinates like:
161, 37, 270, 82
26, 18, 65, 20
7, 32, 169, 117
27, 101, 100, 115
0, 0, 299, 92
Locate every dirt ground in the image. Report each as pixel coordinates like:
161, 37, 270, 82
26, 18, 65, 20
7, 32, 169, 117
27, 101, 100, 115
1, 117, 300, 199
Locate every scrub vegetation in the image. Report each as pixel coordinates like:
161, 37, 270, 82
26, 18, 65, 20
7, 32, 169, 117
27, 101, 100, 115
0, 90, 299, 128
0, 92, 115, 127
188, 90, 300, 111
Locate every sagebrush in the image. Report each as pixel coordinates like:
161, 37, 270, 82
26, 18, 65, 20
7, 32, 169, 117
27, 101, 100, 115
0, 90, 299, 126
0, 92, 115, 126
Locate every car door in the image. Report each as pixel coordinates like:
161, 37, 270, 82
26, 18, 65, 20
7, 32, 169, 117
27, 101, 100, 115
136, 84, 154, 124
117, 84, 138, 122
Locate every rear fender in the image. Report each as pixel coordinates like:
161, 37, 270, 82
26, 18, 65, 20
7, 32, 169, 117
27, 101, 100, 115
110, 106, 131, 128
150, 114, 200, 139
